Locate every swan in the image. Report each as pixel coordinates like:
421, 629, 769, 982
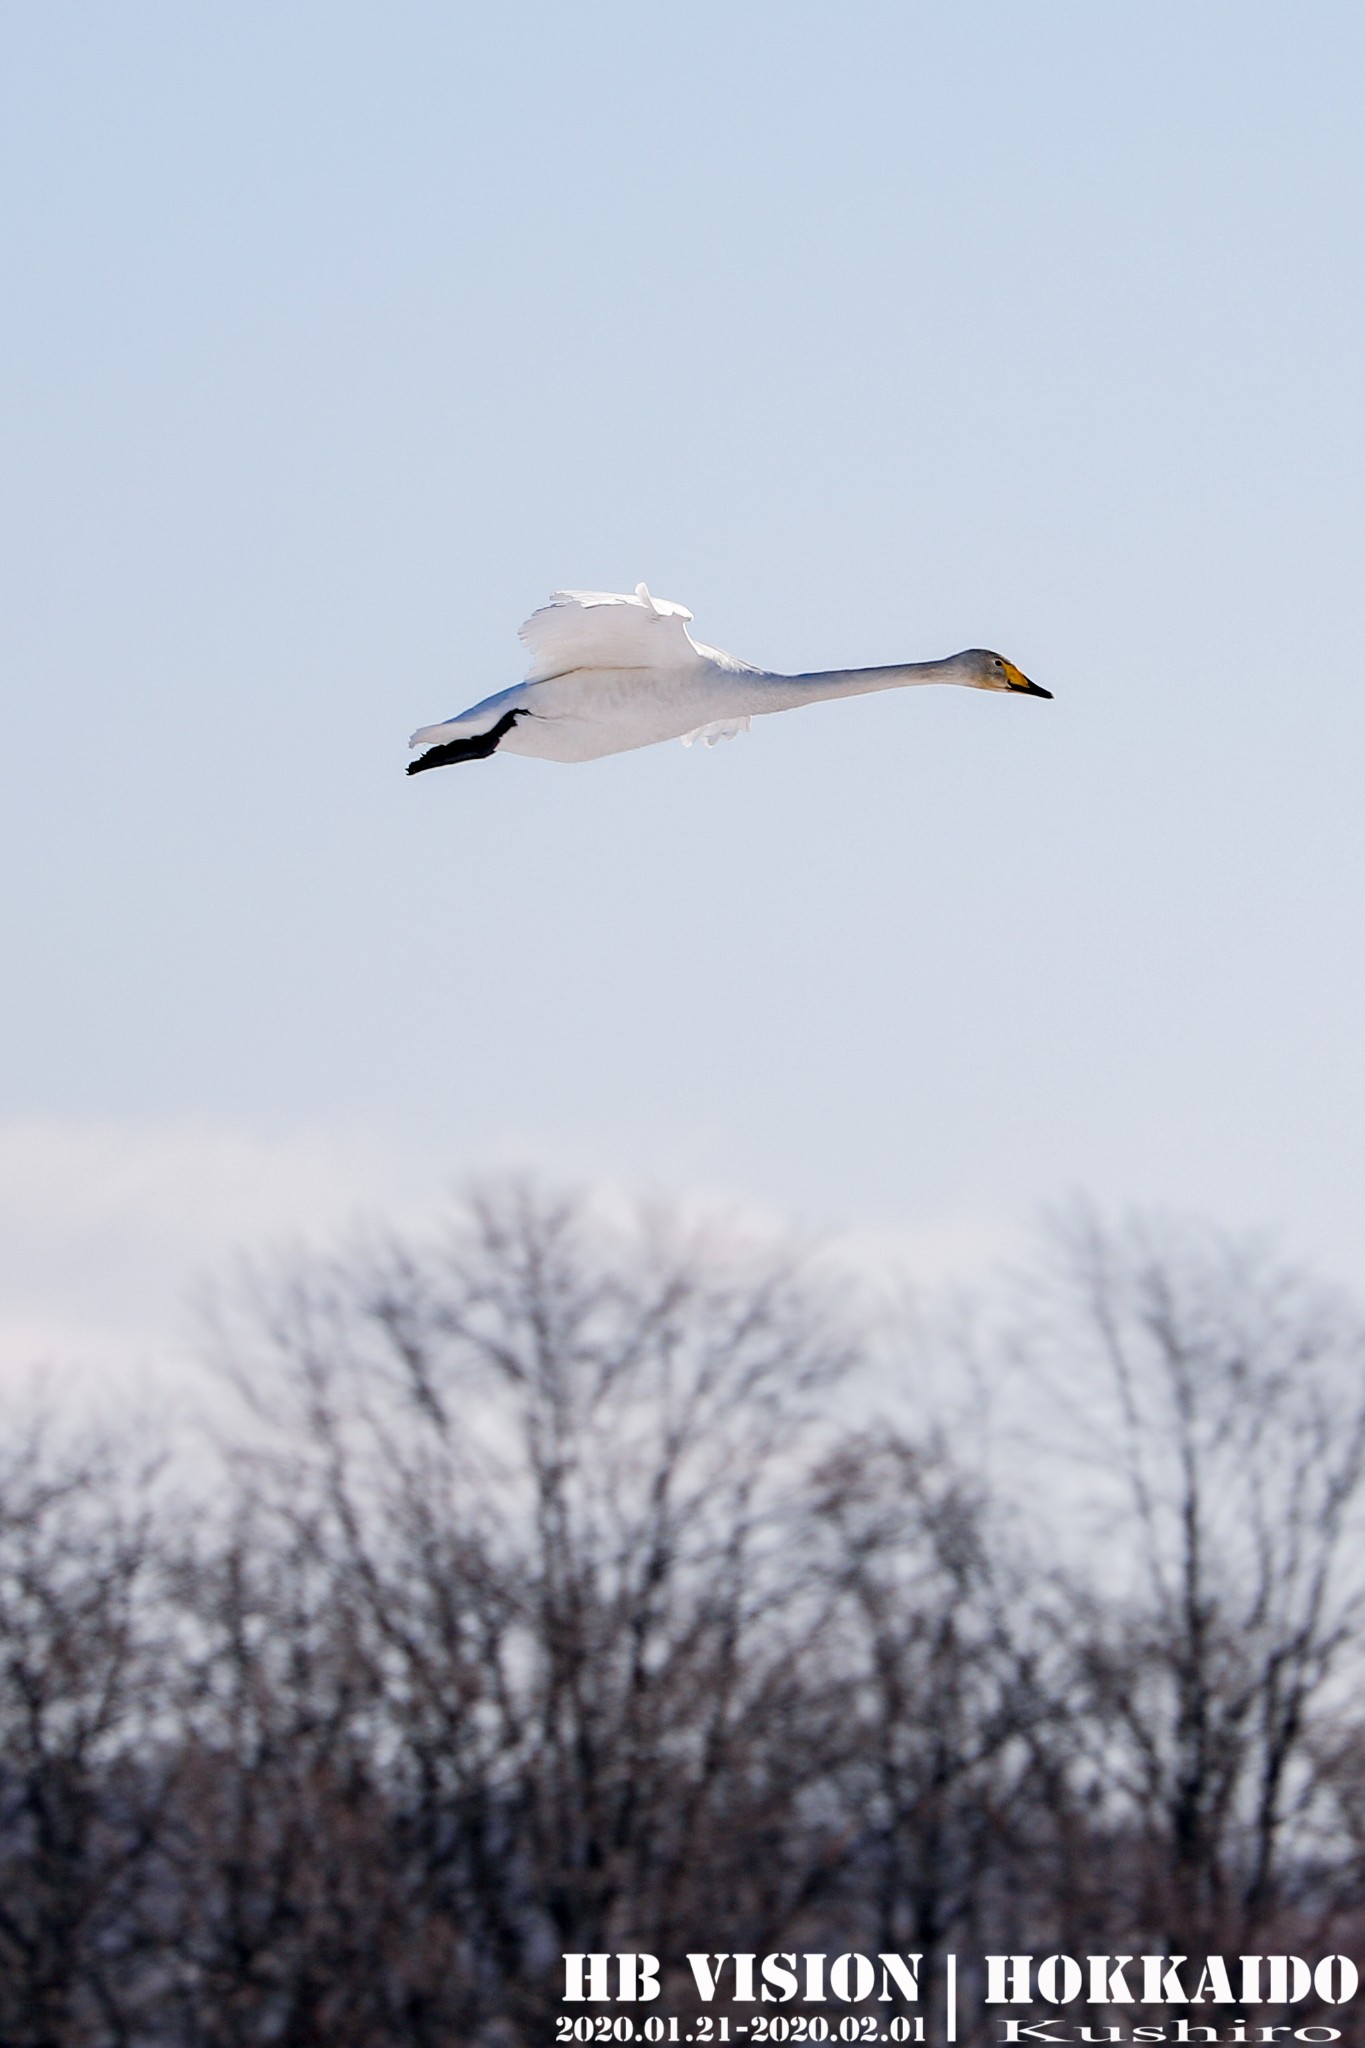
407, 585, 1050, 772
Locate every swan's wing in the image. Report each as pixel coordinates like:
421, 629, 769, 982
409, 584, 723, 751
519, 583, 700, 681
681, 716, 751, 748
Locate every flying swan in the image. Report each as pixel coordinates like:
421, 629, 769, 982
407, 585, 1050, 772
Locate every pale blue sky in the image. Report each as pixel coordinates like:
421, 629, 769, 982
2, 2, 1364, 1380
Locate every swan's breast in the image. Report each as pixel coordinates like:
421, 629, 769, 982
499, 664, 751, 762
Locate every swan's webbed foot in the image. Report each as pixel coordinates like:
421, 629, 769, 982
406, 707, 526, 774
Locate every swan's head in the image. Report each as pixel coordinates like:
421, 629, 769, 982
957, 648, 1052, 698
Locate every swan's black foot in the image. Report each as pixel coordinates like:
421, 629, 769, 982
407, 708, 526, 775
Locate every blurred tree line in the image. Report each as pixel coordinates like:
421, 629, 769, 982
3, 1183, 1365, 2046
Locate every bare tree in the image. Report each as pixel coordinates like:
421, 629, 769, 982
0, 1424, 163, 2047
1019, 1212, 1365, 1953
205, 1181, 866, 2038
803, 1428, 1074, 2042
3, 1189, 1365, 2044
147, 1490, 451, 2048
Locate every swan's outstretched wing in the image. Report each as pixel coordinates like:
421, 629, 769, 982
519, 584, 700, 682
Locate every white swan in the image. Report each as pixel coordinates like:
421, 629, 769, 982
407, 584, 1049, 773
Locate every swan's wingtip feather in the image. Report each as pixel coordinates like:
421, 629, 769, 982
524, 585, 693, 622
681, 716, 751, 748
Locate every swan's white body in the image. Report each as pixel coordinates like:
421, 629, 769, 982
408, 585, 1048, 771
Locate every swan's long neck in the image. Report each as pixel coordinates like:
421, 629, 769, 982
756, 658, 965, 711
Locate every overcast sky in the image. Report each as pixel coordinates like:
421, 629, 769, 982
3, 1, 1364, 1393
